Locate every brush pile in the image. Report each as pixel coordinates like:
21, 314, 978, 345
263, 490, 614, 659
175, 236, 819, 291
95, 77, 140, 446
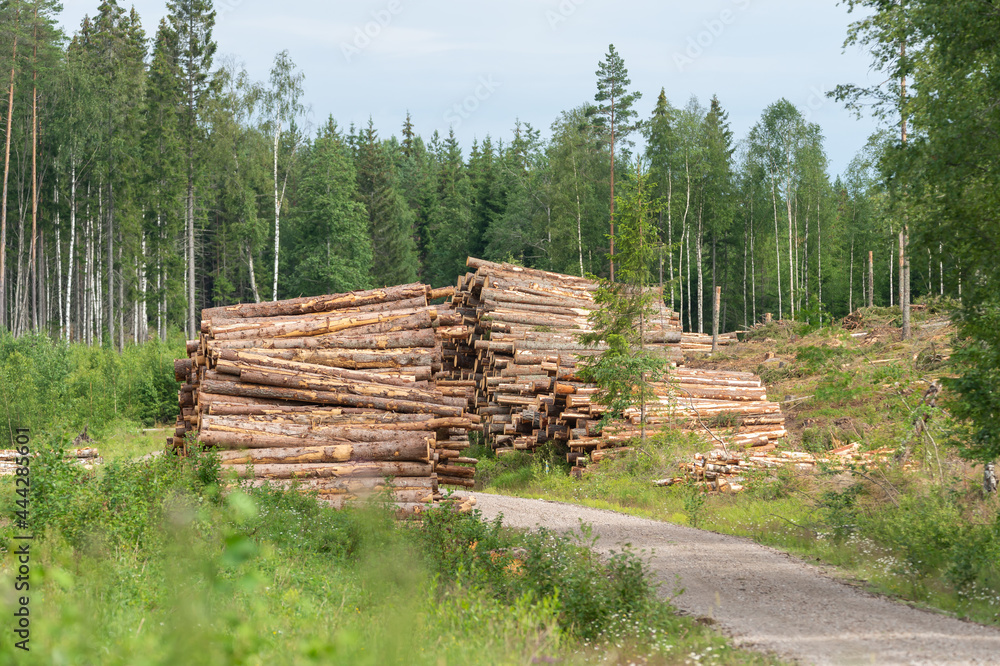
172, 283, 480, 516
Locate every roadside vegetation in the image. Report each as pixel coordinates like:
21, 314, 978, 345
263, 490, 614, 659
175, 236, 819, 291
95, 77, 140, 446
0, 435, 777, 665
476, 306, 1000, 626
0, 331, 183, 459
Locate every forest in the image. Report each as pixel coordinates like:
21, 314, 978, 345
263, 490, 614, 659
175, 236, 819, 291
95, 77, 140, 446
0, 0, 945, 349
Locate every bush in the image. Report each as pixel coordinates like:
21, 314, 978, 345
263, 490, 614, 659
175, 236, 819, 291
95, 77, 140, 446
0, 333, 183, 440
417, 505, 660, 641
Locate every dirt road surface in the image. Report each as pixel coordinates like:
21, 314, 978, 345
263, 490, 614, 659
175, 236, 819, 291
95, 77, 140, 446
472, 494, 1000, 665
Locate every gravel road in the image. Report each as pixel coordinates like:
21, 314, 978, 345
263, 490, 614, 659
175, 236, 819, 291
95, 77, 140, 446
471, 493, 1000, 665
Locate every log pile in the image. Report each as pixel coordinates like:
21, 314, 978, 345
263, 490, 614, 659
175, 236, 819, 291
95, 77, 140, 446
172, 283, 480, 515
443, 257, 682, 454
173, 259, 789, 504
442, 258, 786, 461
0, 448, 102, 475
655, 442, 904, 493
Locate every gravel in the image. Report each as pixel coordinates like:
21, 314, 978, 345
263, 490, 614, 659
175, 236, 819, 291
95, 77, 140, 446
470, 493, 1000, 665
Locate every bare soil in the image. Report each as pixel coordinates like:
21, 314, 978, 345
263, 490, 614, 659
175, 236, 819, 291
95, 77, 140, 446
472, 493, 1000, 665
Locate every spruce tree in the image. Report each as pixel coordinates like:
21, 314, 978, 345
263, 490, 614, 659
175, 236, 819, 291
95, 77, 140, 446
142, 19, 184, 336
426, 128, 472, 286
645, 89, 678, 304
356, 119, 418, 286
701, 95, 736, 331
287, 118, 372, 295
167, 0, 216, 339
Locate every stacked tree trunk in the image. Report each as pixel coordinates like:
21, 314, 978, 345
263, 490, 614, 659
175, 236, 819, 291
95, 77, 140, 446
171, 284, 480, 516
443, 258, 786, 461
0, 448, 102, 475
560, 367, 787, 456
655, 443, 906, 493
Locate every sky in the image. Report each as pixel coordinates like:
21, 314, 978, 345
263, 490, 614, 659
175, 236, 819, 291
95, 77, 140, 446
58, 0, 882, 177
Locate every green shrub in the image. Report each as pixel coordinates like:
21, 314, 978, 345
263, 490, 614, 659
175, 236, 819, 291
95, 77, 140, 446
0, 332, 184, 441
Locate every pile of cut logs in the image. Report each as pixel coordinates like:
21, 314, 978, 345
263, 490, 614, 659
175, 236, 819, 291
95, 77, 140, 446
0, 448, 102, 476
172, 283, 480, 516
442, 258, 786, 463
173, 259, 788, 505
655, 443, 903, 493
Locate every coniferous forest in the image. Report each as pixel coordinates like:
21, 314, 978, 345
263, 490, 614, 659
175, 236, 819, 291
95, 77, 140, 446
0, 0, 945, 349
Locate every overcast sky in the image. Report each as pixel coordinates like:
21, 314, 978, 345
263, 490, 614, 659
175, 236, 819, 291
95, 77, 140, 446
59, 0, 881, 176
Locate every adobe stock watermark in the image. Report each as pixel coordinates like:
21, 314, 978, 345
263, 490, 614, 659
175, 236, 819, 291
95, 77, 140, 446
341, 0, 404, 63
802, 84, 833, 122
216, 0, 245, 23
546, 0, 587, 30
443, 76, 502, 129
673, 0, 752, 72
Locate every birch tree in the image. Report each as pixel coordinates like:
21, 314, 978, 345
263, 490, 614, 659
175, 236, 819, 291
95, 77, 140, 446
264, 50, 304, 301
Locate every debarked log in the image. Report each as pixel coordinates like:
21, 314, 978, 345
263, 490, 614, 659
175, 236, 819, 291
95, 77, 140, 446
216, 440, 430, 464
200, 379, 465, 417
224, 461, 434, 479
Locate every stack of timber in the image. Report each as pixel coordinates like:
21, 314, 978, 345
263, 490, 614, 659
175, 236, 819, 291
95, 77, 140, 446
655, 443, 905, 493
444, 257, 785, 460
679, 331, 738, 353
445, 257, 682, 453
171, 284, 480, 516
0, 448, 102, 476
561, 367, 787, 455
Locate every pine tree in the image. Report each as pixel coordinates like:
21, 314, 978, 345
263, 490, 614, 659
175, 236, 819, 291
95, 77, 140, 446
594, 44, 641, 281
0, 0, 24, 330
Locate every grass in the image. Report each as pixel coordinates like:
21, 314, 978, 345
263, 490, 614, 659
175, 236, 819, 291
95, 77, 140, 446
478, 313, 1000, 627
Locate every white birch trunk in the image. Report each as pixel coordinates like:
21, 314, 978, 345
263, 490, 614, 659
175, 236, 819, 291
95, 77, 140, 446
572, 152, 584, 278
247, 240, 261, 303
139, 234, 147, 343
849, 239, 854, 313
272, 122, 281, 301
187, 178, 195, 340
785, 181, 795, 318
686, 223, 692, 332
667, 167, 674, 312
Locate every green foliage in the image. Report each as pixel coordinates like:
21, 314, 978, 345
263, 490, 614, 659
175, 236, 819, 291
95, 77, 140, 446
356, 119, 420, 287
286, 119, 373, 295
0, 436, 758, 664
419, 506, 658, 641
682, 481, 707, 528
0, 333, 182, 439
578, 334, 670, 427
579, 162, 671, 427
946, 296, 1000, 463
